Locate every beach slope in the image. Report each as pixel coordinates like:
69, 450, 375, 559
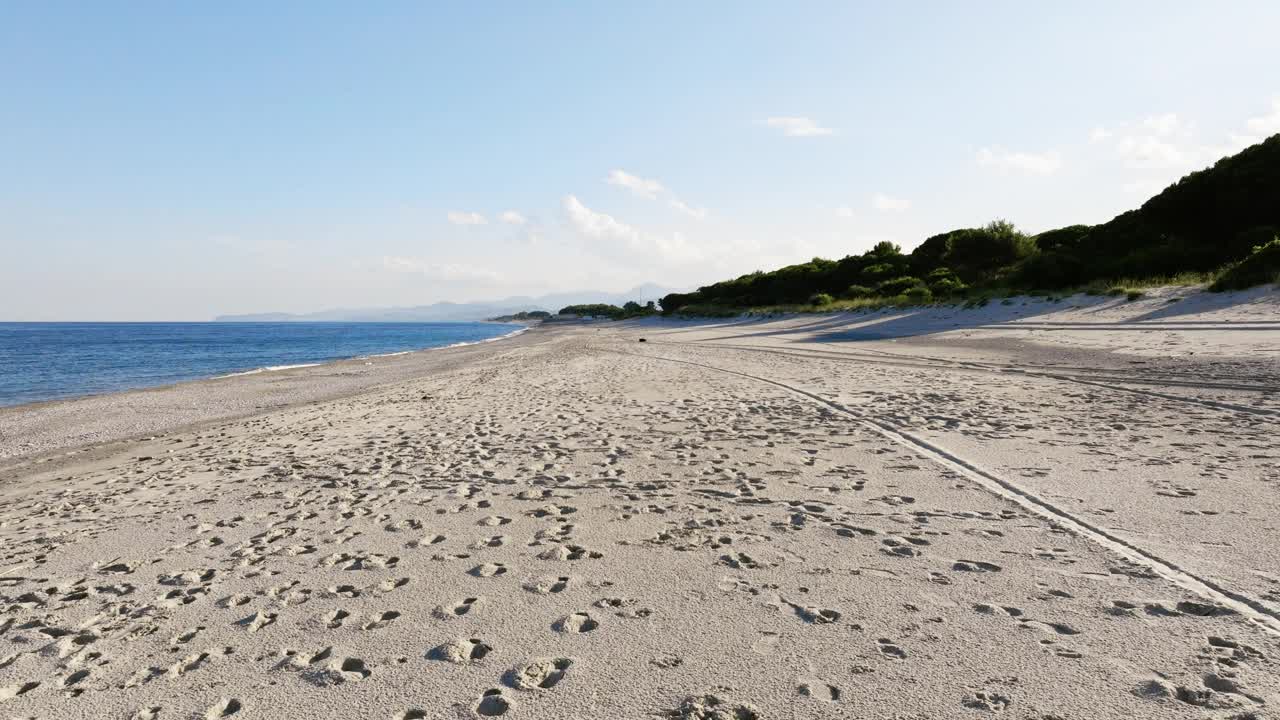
1, 289, 1278, 718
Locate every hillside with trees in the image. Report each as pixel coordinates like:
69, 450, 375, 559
661, 134, 1280, 315
558, 301, 659, 319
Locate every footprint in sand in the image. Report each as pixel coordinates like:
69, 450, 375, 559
328, 584, 361, 598
205, 698, 242, 718
963, 691, 1011, 711
336, 657, 371, 681
171, 626, 205, 645
474, 688, 513, 716
506, 657, 573, 690
275, 646, 331, 673
236, 610, 277, 633
665, 695, 759, 720
95, 560, 136, 575
63, 668, 90, 688
877, 639, 908, 659
784, 600, 840, 624
798, 682, 841, 702
218, 594, 254, 608
752, 631, 779, 655
719, 552, 762, 570
553, 612, 598, 633
408, 534, 447, 548
429, 638, 492, 663
362, 610, 401, 630
522, 575, 572, 594
537, 544, 603, 561
469, 563, 508, 578
0, 681, 40, 700
952, 559, 1002, 573
434, 597, 481, 619
832, 523, 877, 538
379, 577, 410, 592
528, 504, 577, 519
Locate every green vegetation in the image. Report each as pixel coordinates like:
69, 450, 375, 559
1210, 237, 1280, 291
488, 310, 551, 322
558, 301, 659, 319
661, 134, 1280, 315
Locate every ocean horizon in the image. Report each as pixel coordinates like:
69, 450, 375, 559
0, 321, 524, 408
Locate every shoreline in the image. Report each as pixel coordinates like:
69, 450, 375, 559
1, 322, 530, 411
209, 325, 531, 379
0, 322, 545, 471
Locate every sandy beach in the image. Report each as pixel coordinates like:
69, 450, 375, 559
2, 287, 1279, 719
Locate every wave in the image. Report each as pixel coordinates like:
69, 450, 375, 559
214, 363, 323, 379
215, 325, 530, 378
356, 324, 529, 359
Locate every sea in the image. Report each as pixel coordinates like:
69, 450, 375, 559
0, 322, 525, 408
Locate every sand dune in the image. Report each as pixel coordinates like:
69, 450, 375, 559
1, 289, 1278, 718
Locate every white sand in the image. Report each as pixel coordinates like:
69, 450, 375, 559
1, 286, 1278, 719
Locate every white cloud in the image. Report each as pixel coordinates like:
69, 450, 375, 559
1089, 102, 1279, 193
871, 192, 910, 212
446, 211, 487, 226
606, 169, 665, 199
976, 147, 1063, 175
668, 198, 708, 220
765, 116, 834, 137
380, 256, 502, 282
1091, 112, 1196, 170
835, 206, 856, 219
1115, 135, 1188, 169
606, 168, 707, 220
1234, 98, 1280, 146
1246, 99, 1280, 134
1141, 112, 1185, 137
562, 195, 702, 263
499, 210, 527, 225
1098, 111, 1210, 170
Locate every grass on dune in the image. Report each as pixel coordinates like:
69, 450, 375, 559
669, 271, 1235, 318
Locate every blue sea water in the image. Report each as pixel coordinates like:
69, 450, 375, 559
0, 322, 524, 408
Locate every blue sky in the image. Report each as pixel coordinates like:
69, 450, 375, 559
3, 1, 1279, 319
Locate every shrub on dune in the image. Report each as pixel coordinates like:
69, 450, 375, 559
876, 276, 925, 296
1210, 237, 1280, 291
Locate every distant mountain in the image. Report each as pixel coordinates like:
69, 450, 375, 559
213, 284, 681, 322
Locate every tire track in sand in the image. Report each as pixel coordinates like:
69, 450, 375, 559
610, 346, 1280, 638
641, 339, 1279, 418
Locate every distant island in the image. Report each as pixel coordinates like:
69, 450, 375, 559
661, 133, 1280, 315
215, 284, 679, 322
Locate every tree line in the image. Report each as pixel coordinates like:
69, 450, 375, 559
557, 301, 659, 319
662, 133, 1280, 314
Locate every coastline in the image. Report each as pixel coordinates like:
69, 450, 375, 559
208, 325, 531, 379
0, 322, 543, 471
0, 320, 527, 409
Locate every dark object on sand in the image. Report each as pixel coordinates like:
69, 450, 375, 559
638, 338, 647, 343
